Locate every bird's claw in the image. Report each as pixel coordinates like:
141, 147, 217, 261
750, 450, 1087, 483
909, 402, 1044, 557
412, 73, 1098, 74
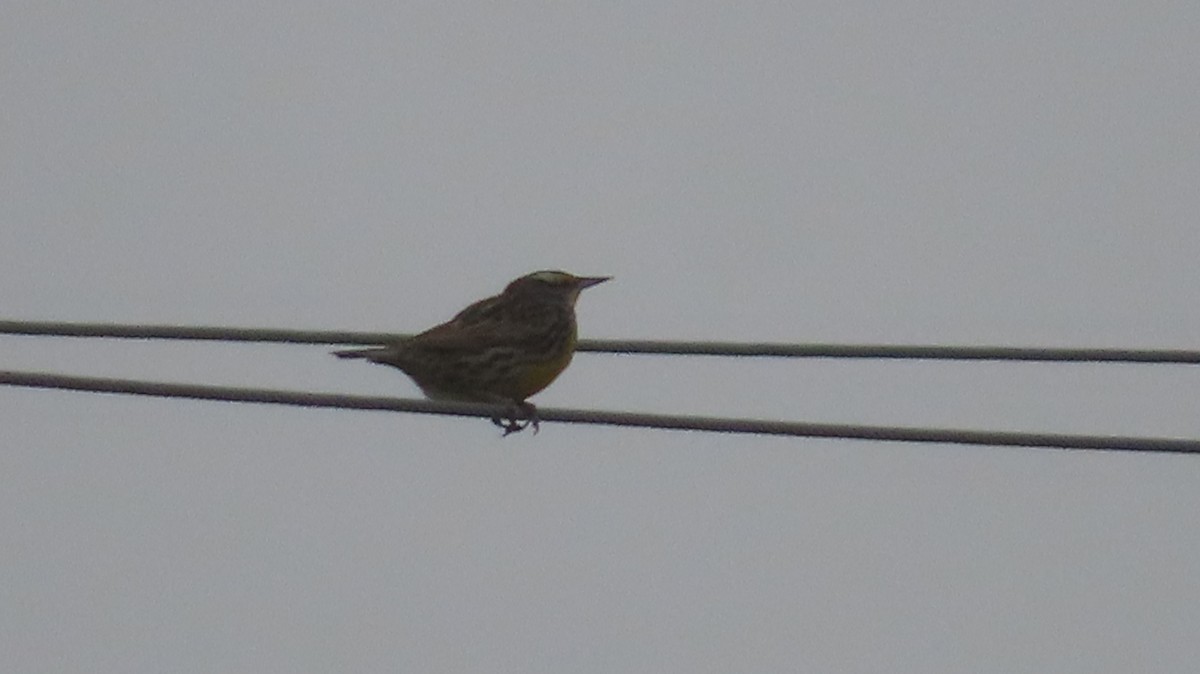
491, 402, 539, 437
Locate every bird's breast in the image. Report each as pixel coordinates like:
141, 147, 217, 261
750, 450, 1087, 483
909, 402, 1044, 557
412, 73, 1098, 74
514, 323, 578, 399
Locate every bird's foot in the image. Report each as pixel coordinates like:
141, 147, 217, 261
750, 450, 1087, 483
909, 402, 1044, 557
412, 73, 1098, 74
491, 401, 539, 437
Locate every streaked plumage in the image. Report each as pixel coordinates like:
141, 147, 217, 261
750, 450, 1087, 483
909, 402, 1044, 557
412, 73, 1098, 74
334, 270, 609, 434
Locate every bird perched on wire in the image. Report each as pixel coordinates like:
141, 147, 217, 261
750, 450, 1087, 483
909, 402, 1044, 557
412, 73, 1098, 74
333, 270, 610, 435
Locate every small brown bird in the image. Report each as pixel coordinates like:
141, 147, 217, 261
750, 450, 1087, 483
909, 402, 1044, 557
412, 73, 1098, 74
333, 270, 609, 434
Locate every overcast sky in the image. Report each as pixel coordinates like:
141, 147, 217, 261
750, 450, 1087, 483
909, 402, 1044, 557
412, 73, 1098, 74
3, 2, 1200, 672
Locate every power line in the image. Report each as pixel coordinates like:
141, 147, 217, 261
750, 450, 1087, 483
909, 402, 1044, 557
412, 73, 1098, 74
1, 319, 1198, 364
2, 369, 1196, 453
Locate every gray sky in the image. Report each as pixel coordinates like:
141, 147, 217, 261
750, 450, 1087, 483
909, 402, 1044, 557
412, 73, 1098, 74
3, 2, 1200, 672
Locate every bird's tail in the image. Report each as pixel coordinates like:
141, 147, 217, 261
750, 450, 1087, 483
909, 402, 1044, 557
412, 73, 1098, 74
332, 347, 393, 361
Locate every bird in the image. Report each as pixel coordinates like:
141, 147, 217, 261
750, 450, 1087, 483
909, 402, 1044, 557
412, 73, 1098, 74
333, 270, 610, 435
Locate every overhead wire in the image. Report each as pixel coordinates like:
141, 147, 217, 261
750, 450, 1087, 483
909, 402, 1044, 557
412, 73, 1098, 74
2, 319, 1195, 451
1, 370, 1197, 454
2, 319, 1198, 364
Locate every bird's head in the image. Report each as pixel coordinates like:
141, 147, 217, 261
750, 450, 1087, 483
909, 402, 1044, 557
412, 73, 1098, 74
504, 270, 610, 305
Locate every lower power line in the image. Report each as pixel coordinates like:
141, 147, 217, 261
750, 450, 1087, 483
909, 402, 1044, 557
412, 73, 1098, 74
1, 370, 1196, 453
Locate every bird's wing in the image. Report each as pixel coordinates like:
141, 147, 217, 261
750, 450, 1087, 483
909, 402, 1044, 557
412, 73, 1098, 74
405, 291, 564, 352
413, 315, 541, 352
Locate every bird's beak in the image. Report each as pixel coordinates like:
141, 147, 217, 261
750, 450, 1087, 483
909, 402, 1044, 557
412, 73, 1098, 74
576, 276, 611, 289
